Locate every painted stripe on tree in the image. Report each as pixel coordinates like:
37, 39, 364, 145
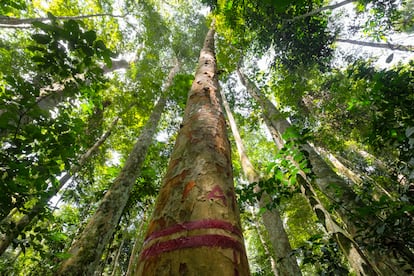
140, 234, 244, 261
144, 219, 243, 244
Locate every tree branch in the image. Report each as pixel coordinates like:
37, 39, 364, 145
0, 13, 128, 28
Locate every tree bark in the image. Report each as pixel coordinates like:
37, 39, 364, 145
56, 62, 179, 275
134, 25, 250, 275
236, 69, 410, 275
0, 115, 120, 256
220, 88, 301, 275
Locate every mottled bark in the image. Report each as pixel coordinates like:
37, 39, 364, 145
56, 63, 179, 275
135, 26, 250, 275
0, 116, 119, 256
221, 89, 300, 275
238, 68, 379, 275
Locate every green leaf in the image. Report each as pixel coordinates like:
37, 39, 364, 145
47, 12, 57, 20
55, 252, 72, 260
103, 52, 112, 67
32, 21, 56, 32
32, 34, 52, 44
258, 206, 267, 216
82, 30, 97, 45
94, 40, 106, 50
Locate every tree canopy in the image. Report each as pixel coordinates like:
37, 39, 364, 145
1, 0, 413, 275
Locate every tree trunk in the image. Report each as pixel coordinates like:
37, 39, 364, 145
126, 211, 149, 276
236, 69, 411, 275
0, 116, 120, 256
134, 25, 250, 275
220, 88, 301, 275
250, 207, 278, 275
110, 237, 125, 276
314, 145, 394, 200
56, 62, 179, 275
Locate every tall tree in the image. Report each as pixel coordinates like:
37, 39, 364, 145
236, 68, 412, 275
134, 24, 250, 275
221, 87, 301, 275
56, 62, 180, 275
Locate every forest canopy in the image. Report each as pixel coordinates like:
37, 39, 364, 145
0, 0, 413, 275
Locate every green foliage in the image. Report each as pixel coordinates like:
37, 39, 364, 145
237, 126, 312, 210
29, 14, 114, 78
214, 0, 336, 71
0, 0, 27, 16
296, 234, 349, 275
168, 73, 194, 109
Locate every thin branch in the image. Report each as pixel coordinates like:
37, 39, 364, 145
286, 0, 357, 22
0, 13, 128, 28
336, 38, 414, 52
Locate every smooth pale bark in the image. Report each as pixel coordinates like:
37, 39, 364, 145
336, 38, 414, 52
0, 116, 120, 256
297, 175, 376, 276
126, 212, 148, 276
110, 238, 125, 276
314, 145, 394, 200
221, 89, 300, 275
134, 26, 250, 275
238, 70, 384, 275
250, 209, 278, 275
56, 63, 179, 275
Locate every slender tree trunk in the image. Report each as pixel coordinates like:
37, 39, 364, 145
110, 237, 125, 276
238, 68, 399, 275
336, 38, 414, 52
0, 116, 120, 256
56, 62, 179, 275
314, 145, 394, 200
250, 208, 278, 276
221, 88, 301, 275
134, 25, 250, 275
126, 211, 149, 276
297, 174, 376, 276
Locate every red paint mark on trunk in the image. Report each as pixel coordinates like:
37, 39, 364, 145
144, 219, 242, 243
140, 234, 244, 261
207, 185, 227, 206
181, 181, 196, 201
